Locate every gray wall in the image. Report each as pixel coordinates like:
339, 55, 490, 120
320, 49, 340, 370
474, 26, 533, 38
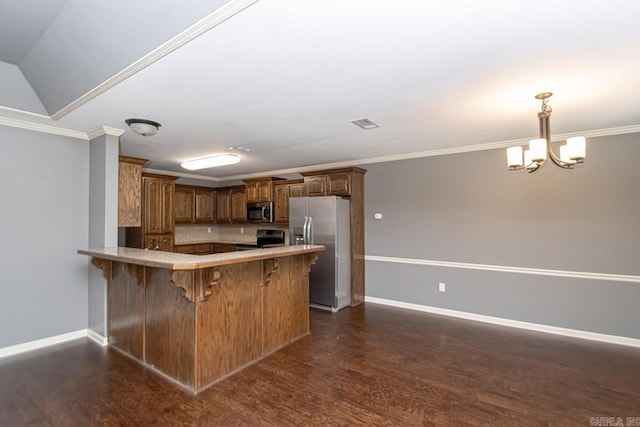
364, 133, 640, 338
0, 126, 89, 347
88, 134, 119, 336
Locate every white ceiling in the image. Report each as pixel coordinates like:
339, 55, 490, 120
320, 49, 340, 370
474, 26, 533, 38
2, 0, 640, 179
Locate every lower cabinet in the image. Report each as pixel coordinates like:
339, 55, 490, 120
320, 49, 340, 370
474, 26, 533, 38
173, 243, 237, 255
144, 234, 174, 252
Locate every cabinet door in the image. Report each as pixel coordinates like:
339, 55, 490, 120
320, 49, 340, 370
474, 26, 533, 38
175, 186, 195, 224
304, 176, 327, 196
144, 177, 175, 233
231, 188, 247, 223
144, 234, 173, 252
194, 189, 215, 223
144, 178, 163, 234
274, 184, 290, 223
289, 183, 305, 198
245, 182, 258, 203
327, 173, 351, 196
118, 157, 145, 227
160, 180, 175, 233
216, 189, 231, 224
257, 181, 272, 202
212, 244, 237, 253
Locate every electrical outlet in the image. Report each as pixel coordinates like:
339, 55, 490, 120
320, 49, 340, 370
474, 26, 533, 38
439, 282, 446, 292
240, 227, 245, 234
207, 227, 211, 233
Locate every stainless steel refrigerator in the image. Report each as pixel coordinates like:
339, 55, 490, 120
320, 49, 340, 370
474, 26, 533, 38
289, 196, 351, 311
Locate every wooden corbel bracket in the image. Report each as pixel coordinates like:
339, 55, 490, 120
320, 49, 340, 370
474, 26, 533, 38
304, 253, 318, 276
125, 264, 146, 288
171, 268, 221, 303
91, 257, 113, 280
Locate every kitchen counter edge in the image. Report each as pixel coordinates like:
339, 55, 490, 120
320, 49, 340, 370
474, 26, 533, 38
78, 245, 325, 271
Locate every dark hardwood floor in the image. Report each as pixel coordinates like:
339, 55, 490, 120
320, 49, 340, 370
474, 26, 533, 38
2, 303, 640, 426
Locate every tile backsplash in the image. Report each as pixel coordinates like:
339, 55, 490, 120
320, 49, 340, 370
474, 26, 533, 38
175, 224, 287, 245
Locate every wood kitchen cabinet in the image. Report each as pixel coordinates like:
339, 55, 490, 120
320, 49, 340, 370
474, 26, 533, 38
216, 185, 246, 224
175, 185, 216, 224
143, 174, 176, 234
244, 177, 284, 202
118, 156, 147, 227
144, 233, 173, 252
175, 185, 195, 224
274, 179, 304, 224
216, 188, 231, 224
194, 188, 216, 223
230, 186, 247, 223
303, 175, 327, 197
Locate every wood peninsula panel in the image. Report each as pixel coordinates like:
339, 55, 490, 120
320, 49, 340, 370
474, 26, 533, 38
196, 261, 263, 390
145, 268, 196, 388
262, 255, 310, 354
118, 156, 147, 227
108, 262, 145, 361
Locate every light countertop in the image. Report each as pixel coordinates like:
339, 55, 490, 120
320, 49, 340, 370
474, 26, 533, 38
78, 245, 324, 271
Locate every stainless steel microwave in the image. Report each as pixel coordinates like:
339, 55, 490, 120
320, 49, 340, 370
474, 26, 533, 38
246, 202, 273, 223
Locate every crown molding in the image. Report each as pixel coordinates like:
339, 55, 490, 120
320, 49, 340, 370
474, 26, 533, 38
0, 104, 50, 119
87, 126, 126, 139
142, 168, 221, 182
50, 0, 259, 121
0, 115, 88, 140
216, 124, 640, 181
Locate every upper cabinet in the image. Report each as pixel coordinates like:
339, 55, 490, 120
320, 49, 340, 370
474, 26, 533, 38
301, 168, 365, 197
118, 156, 147, 227
216, 188, 231, 224
175, 185, 216, 224
230, 186, 247, 224
142, 174, 176, 234
217, 186, 246, 224
175, 185, 195, 224
244, 177, 284, 202
274, 179, 304, 224
194, 188, 216, 223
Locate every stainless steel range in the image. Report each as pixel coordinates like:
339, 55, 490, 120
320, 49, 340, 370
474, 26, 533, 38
235, 229, 286, 251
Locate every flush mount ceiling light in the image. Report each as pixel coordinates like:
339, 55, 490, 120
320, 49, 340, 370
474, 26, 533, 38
506, 93, 586, 173
125, 118, 161, 136
180, 153, 241, 170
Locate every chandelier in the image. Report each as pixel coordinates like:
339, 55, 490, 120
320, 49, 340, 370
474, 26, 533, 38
506, 92, 586, 173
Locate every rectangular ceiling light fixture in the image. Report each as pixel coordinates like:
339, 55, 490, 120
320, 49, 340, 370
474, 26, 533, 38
181, 153, 240, 170
350, 117, 380, 130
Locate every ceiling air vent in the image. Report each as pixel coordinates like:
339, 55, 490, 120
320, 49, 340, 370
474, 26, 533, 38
350, 117, 380, 130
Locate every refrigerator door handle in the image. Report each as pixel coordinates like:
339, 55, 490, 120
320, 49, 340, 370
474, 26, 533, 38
308, 216, 313, 245
303, 216, 308, 244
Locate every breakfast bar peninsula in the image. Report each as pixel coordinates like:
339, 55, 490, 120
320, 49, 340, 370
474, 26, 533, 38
79, 245, 324, 394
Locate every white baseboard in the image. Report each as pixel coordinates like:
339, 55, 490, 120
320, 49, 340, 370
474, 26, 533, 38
87, 329, 109, 347
0, 329, 108, 359
365, 296, 640, 348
